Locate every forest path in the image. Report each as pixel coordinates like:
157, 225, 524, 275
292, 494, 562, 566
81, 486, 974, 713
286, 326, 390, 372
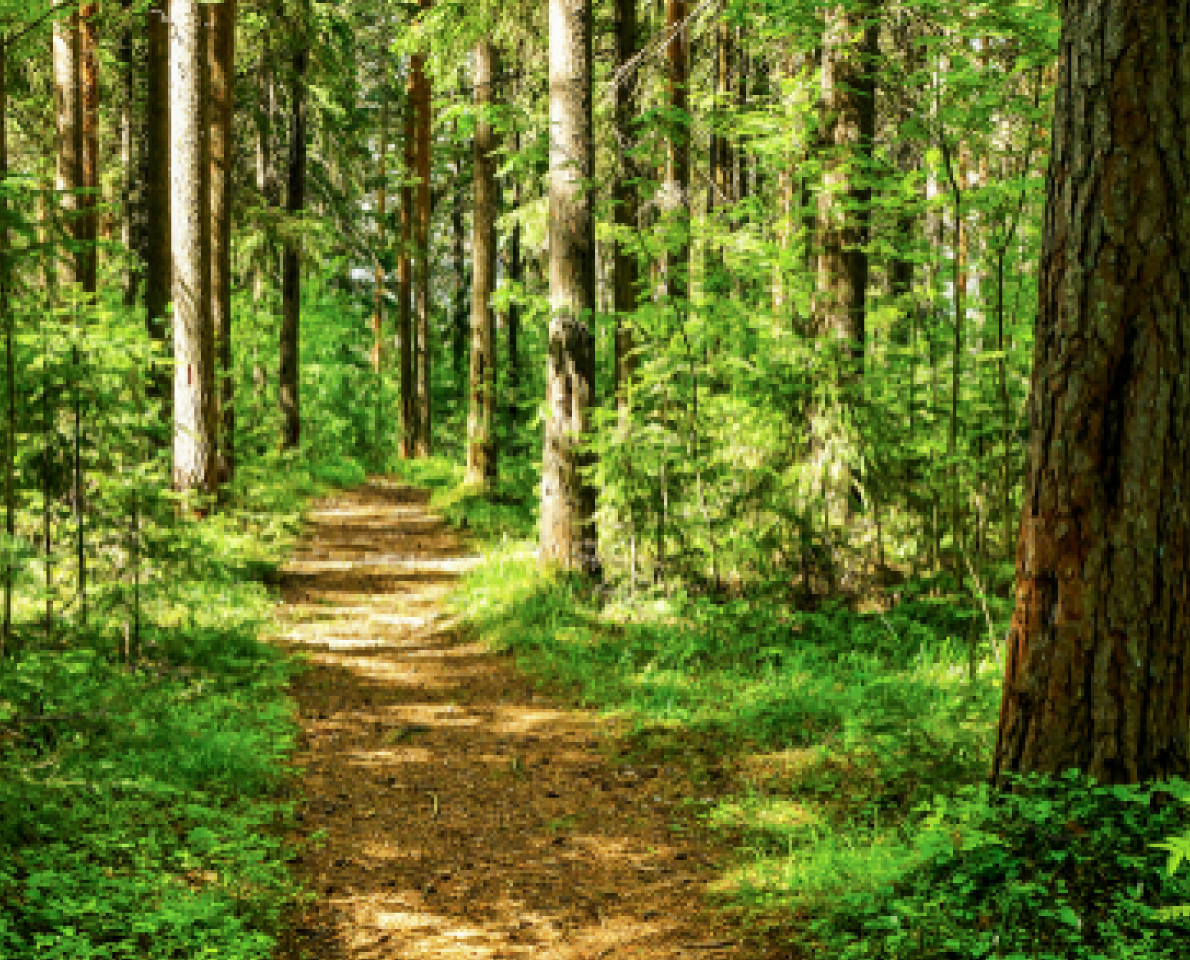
273, 478, 774, 960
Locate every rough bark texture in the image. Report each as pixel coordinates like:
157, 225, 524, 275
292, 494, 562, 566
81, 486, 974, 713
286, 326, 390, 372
145, 3, 171, 409
78, 3, 98, 293
450, 126, 468, 399
53, 4, 81, 289
612, 0, 639, 423
991, 0, 1190, 786
541, 0, 598, 573
466, 41, 499, 488
280, 48, 307, 450
413, 46, 433, 458
170, 0, 217, 492
816, 2, 877, 360
210, 0, 236, 482
399, 82, 416, 458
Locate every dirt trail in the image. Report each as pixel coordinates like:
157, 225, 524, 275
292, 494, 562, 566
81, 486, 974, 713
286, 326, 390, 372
275, 479, 773, 960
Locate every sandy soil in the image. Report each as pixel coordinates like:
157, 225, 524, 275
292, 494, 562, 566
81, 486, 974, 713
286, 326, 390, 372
273, 478, 784, 960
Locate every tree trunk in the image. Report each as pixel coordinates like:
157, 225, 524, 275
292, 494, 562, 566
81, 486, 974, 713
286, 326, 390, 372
209, 0, 236, 482
541, 0, 598, 574
398, 79, 416, 458
661, 0, 689, 304
145, 2, 171, 412
413, 47, 432, 457
279, 47, 306, 450
450, 122, 468, 400
506, 141, 522, 423
120, 15, 139, 308
612, 0, 639, 425
0, 37, 12, 654
811, 2, 878, 525
991, 0, 1190, 787
79, 3, 97, 293
53, 3, 81, 289
466, 40, 499, 488
372, 101, 389, 374
170, 0, 217, 493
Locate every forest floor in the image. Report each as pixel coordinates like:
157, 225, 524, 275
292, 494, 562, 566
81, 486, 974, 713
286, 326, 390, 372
273, 478, 782, 960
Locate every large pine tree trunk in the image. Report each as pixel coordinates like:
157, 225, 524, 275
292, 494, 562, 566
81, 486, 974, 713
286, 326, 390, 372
466, 41, 499, 488
53, 3, 81, 288
991, 1, 1190, 786
612, 0, 639, 423
540, 0, 597, 573
279, 47, 306, 450
170, 0, 217, 493
145, 2, 171, 411
413, 50, 433, 457
209, 0, 236, 482
810, 2, 878, 528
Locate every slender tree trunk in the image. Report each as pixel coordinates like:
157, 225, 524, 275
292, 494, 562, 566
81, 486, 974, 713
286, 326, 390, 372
253, 49, 275, 302
450, 124, 468, 399
210, 0, 236, 482
145, 3, 171, 411
466, 41, 499, 487
991, 0, 1190, 786
541, 0, 598, 574
120, 15, 139, 308
413, 47, 433, 457
170, 0, 217, 493
0, 37, 12, 655
279, 47, 306, 450
78, 3, 97, 293
661, 0, 689, 304
612, 0, 639, 425
53, 3, 81, 289
372, 101, 389, 373
506, 144, 522, 422
398, 80, 416, 458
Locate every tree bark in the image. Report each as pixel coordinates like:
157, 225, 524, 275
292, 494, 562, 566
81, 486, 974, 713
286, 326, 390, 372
398, 77, 416, 458
209, 0, 236, 482
53, 3, 81, 289
450, 122, 468, 400
145, 2, 171, 412
413, 45, 433, 457
170, 0, 217, 493
279, 47, 306, 450
991, 0, 1190, 786
541, 0, 598, 574
612, 0, 639, 425
79, 3, 97, 293
372, 101, 389, 374
661, 0, 689, 304
466, 40, 499, 488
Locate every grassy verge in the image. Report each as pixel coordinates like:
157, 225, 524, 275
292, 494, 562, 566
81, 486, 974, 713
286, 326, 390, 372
409, 455, 1190, 960
0, 455, 355, 960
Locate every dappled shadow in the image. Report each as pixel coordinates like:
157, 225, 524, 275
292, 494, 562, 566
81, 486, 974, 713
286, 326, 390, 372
273, 479, 781, 960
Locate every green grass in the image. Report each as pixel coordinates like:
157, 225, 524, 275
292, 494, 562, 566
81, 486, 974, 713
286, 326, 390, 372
0, 454, 357, 960
422, 458, 1190, 960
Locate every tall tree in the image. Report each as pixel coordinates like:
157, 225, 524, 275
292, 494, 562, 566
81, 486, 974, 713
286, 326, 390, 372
412, 38, 432, 457
209, 0, 236, 481
279, 46, 307, 450
540, 0, 597, 573
398, 75, 416, 457
466, 39, 498, 488
145, 1, 171, 409
661, 0, 689, 303
372, 100, 389, 374
78, 2, 97, 293
612, 0, 639, 423
811, 1, 878, 524
170, 0, 217, 492
991, 0, 1190, 786
52, 2, 81, 288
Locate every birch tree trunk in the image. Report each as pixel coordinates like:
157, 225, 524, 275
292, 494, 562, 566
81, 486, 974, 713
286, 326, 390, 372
541, 0, 598, 573
170, 0, 217, 493
466, 41, 499, 487
991, 0, 1190, 786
